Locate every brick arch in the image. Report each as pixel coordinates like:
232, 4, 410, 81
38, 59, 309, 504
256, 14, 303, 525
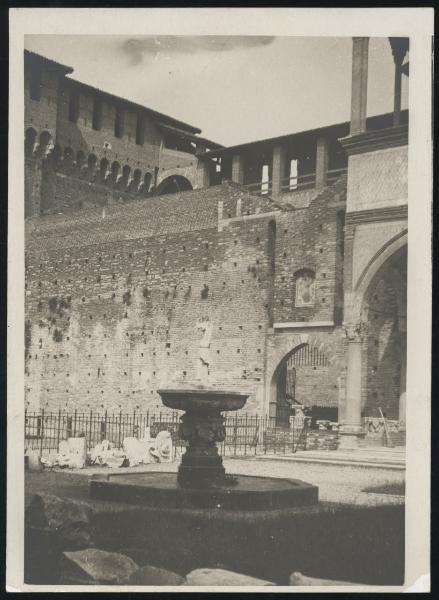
266, 333, 341, 414
156, 174, 194, 195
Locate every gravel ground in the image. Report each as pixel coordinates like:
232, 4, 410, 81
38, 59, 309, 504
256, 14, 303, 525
26, 456, 405, 507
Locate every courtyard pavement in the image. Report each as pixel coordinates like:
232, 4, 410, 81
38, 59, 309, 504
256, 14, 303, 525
26, 454, 405, 508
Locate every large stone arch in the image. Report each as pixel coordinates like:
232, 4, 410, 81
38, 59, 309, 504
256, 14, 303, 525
266, 332, 342, 418
346, 229, 408, 327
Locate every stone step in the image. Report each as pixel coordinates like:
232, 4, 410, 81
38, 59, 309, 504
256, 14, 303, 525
256, 452, 405, 470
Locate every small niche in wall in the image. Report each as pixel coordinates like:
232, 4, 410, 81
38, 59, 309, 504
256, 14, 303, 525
294, 268, 316, 307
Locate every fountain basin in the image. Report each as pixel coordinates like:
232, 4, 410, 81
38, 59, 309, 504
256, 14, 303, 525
89, 472, 318, 510
158, 389, 248, 412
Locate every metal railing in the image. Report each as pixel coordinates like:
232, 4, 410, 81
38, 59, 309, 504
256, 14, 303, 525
280, 172, 316, 192
24, 410, 310, 458
241, 167, 347, 197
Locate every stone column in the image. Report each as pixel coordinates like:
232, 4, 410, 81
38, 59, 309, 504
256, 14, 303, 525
338, 322, 367, 449
232, 154, 245, 185
271, 144, 286, 197
389, 38, 409, 127
350, 37, 369, 136
315, 136, 329, 190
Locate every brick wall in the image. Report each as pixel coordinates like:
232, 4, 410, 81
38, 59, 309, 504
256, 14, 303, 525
272, 175, 347, 324
25, 184, 277, 413
25, 178, 347, 416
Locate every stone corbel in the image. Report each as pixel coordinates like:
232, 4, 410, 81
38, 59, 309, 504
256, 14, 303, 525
32, 142, 40, 157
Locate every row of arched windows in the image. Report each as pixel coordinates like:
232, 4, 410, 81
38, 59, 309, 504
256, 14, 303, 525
25, 127, 153, 195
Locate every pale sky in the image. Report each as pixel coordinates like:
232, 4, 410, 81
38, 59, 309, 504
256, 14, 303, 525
25, 35, 408, 146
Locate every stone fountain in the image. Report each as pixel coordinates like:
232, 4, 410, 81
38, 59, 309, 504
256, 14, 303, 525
89, 385, 317, 510
90, 320, 318, 510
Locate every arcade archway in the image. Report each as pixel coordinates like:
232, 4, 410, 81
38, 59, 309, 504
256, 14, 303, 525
270, 343, 338, 428
361, 244, 407, 424
156, 175, 193, 195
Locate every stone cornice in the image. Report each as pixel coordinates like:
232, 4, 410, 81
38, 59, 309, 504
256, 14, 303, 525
339, 125, 408, 156
345, 205, 407, 224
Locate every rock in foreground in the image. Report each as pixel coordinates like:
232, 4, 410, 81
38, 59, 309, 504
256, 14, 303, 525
60, 548, 138, 584
185, 568, 275, 586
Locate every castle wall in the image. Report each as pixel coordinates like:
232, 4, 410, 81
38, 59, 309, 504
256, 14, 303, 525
25, 179, 349, 417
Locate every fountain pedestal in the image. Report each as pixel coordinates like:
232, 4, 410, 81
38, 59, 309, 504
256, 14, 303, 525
177, 408, 226, 487
159, 389, 246, 488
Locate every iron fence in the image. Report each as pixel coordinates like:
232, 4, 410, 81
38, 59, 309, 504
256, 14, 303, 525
24, 410, 310, 458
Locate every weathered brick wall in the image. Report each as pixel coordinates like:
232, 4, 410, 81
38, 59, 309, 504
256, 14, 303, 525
25, 177, 348, 417
25, 184, 277, 414
294, 364, 339, 408
272, 175, 347, 325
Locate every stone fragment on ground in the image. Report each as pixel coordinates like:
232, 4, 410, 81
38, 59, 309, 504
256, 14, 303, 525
289, 571, 358, 586
26, 493, 94, 549
60, 548, 139, 584
128, 565, 185, 586
184, 568, 275, 586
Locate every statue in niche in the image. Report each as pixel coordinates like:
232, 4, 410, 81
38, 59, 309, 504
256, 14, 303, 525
196, 317, 213, 385
295, 271, 316, 307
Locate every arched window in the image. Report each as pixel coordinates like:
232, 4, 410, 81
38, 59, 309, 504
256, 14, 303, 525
122, 164, 131, 187
143, 172, 152, 193
294, 269, 316, 307
110, 161, 121, 184
131, 169, 141, 192
39, 130, 51, 149
99, 157, 109, 181
25, 128, 37, 157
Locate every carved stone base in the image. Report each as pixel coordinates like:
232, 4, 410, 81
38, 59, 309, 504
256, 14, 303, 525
177, 409, 227, 488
